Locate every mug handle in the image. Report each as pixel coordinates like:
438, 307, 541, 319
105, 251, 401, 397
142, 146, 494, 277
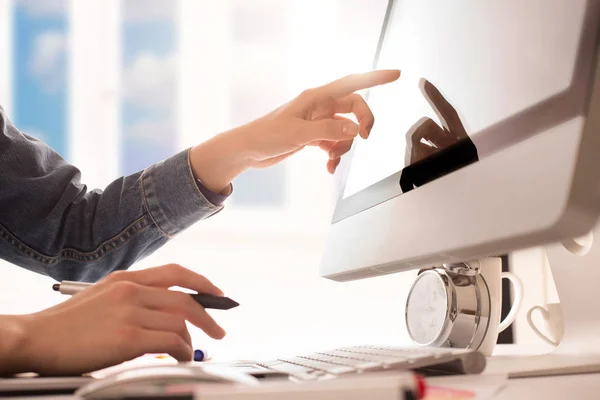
527, 305, 559, 346
498, 272, 524, 333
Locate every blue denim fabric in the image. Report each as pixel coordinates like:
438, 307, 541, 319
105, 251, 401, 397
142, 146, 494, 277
0, 106, 225, 282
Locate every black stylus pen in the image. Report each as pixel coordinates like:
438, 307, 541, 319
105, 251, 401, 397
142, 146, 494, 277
52, 281, 239, 310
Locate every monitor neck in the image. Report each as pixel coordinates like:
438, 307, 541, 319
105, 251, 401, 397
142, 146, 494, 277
547, 223, 600, 355
487, 222, 600, 377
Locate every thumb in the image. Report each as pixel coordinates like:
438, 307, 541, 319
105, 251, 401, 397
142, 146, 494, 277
297, 119, 359, 144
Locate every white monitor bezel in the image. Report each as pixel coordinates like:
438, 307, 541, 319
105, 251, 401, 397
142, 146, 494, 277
320, 0, 600, 281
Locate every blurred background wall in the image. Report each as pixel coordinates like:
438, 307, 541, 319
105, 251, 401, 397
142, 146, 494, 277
0, 0, 420, 361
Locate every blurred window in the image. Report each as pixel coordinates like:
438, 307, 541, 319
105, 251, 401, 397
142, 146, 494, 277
13, 0, 69, 158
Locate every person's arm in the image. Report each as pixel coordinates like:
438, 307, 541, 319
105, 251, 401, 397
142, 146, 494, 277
0, 315, 29, 375
0, 70, 399, 283
0, 109, 230, 282
0, 70, 400, 377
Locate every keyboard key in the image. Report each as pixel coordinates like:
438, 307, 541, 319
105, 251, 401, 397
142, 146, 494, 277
337, 347, 436, 362
364, 345, 469, 360
305, 353, 381, 371
279, 357, 355, 375
320, 349, 405, 366
383, 346, 468, 356
257, 360, 284, 367
259, 361, 320, 376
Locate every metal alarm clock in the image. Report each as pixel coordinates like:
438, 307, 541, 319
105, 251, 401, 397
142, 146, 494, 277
405, 261, 491, 350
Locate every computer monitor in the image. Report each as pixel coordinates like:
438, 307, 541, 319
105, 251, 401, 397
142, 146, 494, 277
320, 0, 600, 282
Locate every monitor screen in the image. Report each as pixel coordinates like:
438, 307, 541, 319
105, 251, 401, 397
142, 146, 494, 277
335, 0, 595, 221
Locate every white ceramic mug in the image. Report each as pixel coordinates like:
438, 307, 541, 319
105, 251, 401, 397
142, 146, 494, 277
478, 257, 524, 356
527, 302, 564, 346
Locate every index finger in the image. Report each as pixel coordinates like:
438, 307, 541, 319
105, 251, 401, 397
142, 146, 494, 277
138, 287, 226, 339
319, 69, 400, 98
107, 264, 224, 296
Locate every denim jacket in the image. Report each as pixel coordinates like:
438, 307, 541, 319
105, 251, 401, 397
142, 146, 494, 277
0, 107, 226, 282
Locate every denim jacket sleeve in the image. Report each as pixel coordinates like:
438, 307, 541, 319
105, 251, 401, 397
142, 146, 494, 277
0, 107, 225, 282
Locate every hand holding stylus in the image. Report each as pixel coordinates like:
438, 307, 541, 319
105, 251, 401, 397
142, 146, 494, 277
8, 264, 227, 375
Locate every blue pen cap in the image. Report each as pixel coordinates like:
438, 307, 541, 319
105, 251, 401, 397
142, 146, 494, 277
194, 349, 208, 362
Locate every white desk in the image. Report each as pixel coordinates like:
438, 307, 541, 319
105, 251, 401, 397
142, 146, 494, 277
497, 373, 600, 400
430, 372, 600, 400
428, 346, 600, 400
5, 373, 600, 400
7, 347, 600, 400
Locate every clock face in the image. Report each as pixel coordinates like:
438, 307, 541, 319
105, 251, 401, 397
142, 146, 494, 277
406, 271, 450, 345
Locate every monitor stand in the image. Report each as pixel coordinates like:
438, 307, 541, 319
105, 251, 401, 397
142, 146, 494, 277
486, 223, 600, 378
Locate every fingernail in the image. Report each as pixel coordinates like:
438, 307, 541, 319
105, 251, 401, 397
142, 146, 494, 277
366, 123, 374, 138
343, 123, 358, 136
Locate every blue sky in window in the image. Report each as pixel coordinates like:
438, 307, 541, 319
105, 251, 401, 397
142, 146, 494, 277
13, 0, 68, 158
121, 0, 178, 175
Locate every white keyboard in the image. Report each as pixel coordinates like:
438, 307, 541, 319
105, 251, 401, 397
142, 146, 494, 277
254, 345, 486, 380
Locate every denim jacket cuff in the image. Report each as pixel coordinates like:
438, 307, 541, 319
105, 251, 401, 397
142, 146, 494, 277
141, 148, 223, 238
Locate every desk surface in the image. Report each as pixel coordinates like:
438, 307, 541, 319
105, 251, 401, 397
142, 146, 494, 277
428, 347, 600, 400
5, 373, 600, 400
430, 372, 600, 400
6, 348, 600, 400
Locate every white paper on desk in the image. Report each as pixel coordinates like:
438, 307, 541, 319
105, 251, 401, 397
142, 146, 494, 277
89, 354, 178, 379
